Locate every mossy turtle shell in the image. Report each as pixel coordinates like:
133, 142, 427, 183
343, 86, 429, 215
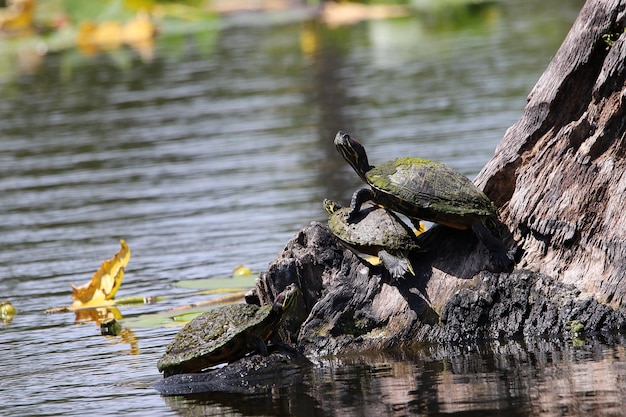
157, 284, 299, 377
325, 200, 419, 256
366, 158, 498, 227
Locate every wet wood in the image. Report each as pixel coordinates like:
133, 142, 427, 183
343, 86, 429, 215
255, 223, 626, 352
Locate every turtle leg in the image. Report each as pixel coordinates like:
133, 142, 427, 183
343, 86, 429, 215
348, 188, 375, 221
471, 219, 514, 272
378, 250, 413, 281
253, 336, 269, 356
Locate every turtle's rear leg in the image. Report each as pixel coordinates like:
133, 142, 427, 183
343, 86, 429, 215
471, 218, 515, 272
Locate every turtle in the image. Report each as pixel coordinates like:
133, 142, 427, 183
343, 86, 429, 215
157, 283, 300, 378
323, 198, 422, 280
334, 131, 514, 272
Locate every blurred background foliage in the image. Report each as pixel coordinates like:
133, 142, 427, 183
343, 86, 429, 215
0, 0, 216, 72
0, 0, 500, 81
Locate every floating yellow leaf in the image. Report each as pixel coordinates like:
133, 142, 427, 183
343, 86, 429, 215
76, 13, 156, 59
71, 240, 130, 308
1, 300, 17, 323
232, 264, 252, 277
0, 0, 35, 35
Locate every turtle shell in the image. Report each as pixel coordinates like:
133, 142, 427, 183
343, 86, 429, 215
157, 303, 277, 377
366, 158, 498, 229
326, 201, 419, 256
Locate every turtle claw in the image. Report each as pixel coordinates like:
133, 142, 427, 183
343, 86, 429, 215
378, 250, 410, 281
386, 265, 409, 281
472, 219, 516, 273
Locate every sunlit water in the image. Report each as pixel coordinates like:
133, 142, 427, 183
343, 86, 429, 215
4, 1, 624, 416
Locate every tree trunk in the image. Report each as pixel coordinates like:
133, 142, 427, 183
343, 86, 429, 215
253, 0, 626, 353
475, 0, 626, 308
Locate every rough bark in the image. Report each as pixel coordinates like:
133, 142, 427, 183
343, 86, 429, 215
254, 223, 626, 354
476, 0, 626, 308
251, 0, 626, 353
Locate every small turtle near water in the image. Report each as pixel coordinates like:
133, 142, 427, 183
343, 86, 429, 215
334, 131, 514, 272
157, 284, 300, 378
324, 199, 422, 280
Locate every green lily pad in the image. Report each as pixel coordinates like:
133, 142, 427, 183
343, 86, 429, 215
121, 309, 197, 328
122, 291, 247, 328
170, 311, 205, 323
174, 273, 258, 292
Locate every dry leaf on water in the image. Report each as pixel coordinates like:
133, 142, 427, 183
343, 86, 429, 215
71, 240, 130, 308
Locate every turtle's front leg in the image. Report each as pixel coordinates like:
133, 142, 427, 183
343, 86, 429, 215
348, 188, 375, 221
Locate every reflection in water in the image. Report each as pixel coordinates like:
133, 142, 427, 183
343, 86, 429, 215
306, 20, 361, 202
73, 305, 122, 325
161, 340, 626, 417
107, 328, 140, 356
72, 306, 140, 355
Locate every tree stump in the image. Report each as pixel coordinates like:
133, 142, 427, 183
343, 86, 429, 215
253, 0, 626, 352
475, 0, 626, 308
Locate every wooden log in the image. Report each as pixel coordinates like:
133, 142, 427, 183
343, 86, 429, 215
253, 0, 626, 352
476, 0, 626, 308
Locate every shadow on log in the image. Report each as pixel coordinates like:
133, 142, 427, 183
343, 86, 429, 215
253, 222, 626, 354
251, 0, 626, 354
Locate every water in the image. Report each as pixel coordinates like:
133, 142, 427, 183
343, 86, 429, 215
157, 341, 626, 416
4, 0, 624, 416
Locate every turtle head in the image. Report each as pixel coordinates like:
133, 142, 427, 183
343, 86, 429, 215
322, 198, 343, 216
273, 283, 300, 315
334, 131, 372, 182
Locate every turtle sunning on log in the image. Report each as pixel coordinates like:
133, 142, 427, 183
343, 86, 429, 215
157, 284, 300, 377
334, 131, 514, 272
323, 199, 422, 280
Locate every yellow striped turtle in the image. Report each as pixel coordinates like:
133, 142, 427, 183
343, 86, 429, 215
324, 199, 421, 280
334, 131, 513, 272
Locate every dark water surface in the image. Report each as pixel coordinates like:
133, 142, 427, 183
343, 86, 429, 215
5, 1, 625, 416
